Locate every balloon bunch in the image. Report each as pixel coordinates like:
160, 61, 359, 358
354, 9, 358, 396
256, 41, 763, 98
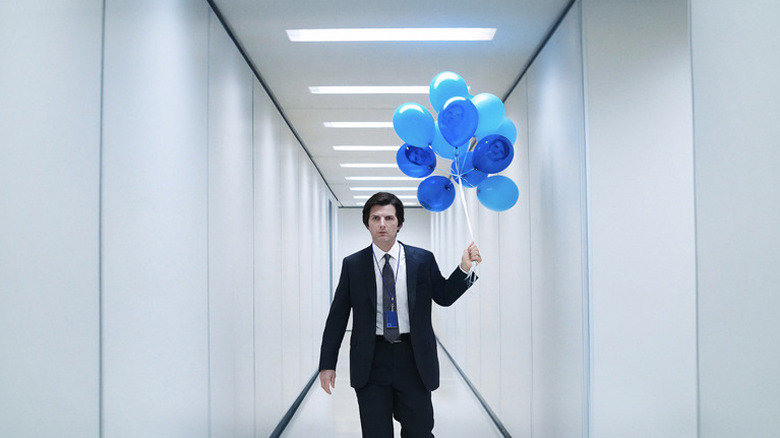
392, 72, 520, 212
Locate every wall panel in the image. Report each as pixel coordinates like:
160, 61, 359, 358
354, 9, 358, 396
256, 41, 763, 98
692, 1, 780, 436
100, 1, 210, 436
0, 1, 102, 436
280, 129, 302, 405
526, 7, 587, 437
583, 0, 698, 436
498, 77, 533, 437
206, 12, 255, 437
253, 82, 285, 434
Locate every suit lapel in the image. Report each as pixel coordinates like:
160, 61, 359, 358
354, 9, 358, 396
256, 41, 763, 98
362, 245, 377, 311
404, 243, 418, 313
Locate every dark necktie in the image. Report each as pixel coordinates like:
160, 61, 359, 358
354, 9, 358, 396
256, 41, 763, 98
382, 253, 399, 343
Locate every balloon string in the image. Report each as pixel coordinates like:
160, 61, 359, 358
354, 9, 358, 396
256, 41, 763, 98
453, 151, 479, 277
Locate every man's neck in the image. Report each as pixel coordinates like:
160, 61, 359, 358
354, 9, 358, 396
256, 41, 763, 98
374, 239, 396, 253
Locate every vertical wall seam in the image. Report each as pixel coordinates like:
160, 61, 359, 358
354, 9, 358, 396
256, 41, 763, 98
576, 1, 593, 437
523, 76, 535, 438
205, 11, 213, 438
251, 79, 258, 438
98, 0, 107, 436
687, 0, 701, 436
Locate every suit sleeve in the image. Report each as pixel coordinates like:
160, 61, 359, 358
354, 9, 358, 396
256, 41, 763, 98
318, 258, 352, 371
429, 253, 477, 307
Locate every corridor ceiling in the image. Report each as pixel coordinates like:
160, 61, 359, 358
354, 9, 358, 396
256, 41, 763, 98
212, 0, 573, 207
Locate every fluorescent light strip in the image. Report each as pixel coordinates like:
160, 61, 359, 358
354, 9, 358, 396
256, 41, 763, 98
354, 195, 417, 200
340, 163, 398, 169
287, 28, 496, 42
346, 176, 417, 181
310, 86, 429, 94
349, 187, 418, 191
334, 146, 399, 152
355, 201, 419, 206
325, 122, 393, 128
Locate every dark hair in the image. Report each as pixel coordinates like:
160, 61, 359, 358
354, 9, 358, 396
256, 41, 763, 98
362, 192, 405, 228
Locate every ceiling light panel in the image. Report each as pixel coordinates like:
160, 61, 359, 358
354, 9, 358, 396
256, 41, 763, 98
287, 28, 496, 42
333, 146, 399, 151
310, 86, 429, 94
349, 187, 418, 191
340, 163, 398, 168
346, 176, 417, 181
324, 122, 393, 128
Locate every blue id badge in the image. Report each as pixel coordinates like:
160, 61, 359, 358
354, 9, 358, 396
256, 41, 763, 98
385, 310, 399, 328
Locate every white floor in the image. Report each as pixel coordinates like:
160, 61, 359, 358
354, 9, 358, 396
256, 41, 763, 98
282, 337, 504, 438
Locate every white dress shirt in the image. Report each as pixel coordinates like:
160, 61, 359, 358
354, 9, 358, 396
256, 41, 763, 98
372, 241, 410, 335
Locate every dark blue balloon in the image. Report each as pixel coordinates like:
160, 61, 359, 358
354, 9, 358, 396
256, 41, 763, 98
472, 134, 514, 174
396, 144, 436, 178
438, 96, 478, 147
417, 175, 456, 212
477, 175, 519, 211
450, 151, 487, 188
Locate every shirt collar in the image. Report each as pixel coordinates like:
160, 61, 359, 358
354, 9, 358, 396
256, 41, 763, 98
372, 240, 401, 262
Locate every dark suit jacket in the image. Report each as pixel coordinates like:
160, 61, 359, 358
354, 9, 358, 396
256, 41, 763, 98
318, 243, 474, 391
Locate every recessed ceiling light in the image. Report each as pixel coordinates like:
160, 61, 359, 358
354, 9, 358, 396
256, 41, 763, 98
310, 86, 429, 94
334, 146, 399, 152
354, 194, 418, 200
355, 201, 419, 206
325, 122, 393, 128
346, 176, 417, 181
340, 163, 398, 168
287, 28, 496, 42
349, 187, 418, 191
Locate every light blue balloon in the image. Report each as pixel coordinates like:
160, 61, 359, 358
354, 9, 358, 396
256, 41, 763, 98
450, 151, 487, 188
429, 72, 470, 114
477, 175, 519, 211
438, 96, 478, 147
472, 93, 506, 140
396, 144, 436, 178
417, 175, 456, 212
431, 121, 468, 160
393, 103, 435, 147
492, 118, 517, 144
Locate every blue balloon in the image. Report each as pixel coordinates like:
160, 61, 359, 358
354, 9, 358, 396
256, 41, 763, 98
472, 134, 514, 174
393, 103, 435, 147
431, 122, 468, 160
417, 175, 456, 212
472, 93, 505, 140
492, 118, 517, 144
477, 175, 519, 211
450, 151, 487, 188
438, 96, 478, 147
429, 72, 470, 114
396, 144, 436, 178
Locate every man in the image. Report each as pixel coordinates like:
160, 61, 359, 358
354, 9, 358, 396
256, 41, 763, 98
318, 192, 481, 437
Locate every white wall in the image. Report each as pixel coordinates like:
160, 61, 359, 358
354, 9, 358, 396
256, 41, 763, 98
207, 13, 255, 437
0, 2, 103, 437
691, 2, 780, 437
0, 1, 336, 437
582, 1, 698, 437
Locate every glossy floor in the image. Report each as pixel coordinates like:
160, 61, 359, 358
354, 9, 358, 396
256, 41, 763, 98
281, 337, 504, 438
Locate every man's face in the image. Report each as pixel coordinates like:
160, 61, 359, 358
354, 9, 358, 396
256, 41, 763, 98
367, 204, 401, 250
